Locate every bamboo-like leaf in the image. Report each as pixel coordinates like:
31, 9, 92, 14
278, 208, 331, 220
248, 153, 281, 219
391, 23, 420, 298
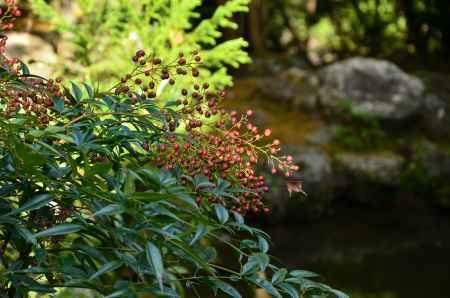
279, 282, 299, 298
146, 242, 165, 291
211, 279, 242, 298
214, 204, 229, 224
258, 236, 269, 253
189, 224, 208, 246
89, 260, 123, 280
247, 276, 282, 298
34, 224, 81, 238
71, 82, 83, 102
16, 226, 37, 245
94, 204, 125, 217
83, 82, 94, 98
5, 194, 52, 216
272, 268, 288, 285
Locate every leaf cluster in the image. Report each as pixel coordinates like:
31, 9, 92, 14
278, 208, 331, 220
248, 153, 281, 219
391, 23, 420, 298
29, 0, 251, 87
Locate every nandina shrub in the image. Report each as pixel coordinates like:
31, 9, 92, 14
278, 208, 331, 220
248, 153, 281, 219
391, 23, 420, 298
0, 3, 346, 298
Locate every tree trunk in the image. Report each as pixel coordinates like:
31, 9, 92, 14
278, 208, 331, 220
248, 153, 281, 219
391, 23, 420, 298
248, 0, 266, 55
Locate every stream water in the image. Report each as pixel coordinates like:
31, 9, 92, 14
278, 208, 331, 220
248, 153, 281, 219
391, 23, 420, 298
265, 205, 450, 298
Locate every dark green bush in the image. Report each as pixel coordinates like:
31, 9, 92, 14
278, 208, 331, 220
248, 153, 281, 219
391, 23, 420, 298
0, 3, 345, 298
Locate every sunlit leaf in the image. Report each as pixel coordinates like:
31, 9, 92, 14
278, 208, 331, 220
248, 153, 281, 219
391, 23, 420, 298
34, 224, 81, 238
89, 260, 123, 280
71, 81, 83, 102
211, 279, 242, 298
272, 268, 288, 285
146, 242, 165, 291
189, 224, 208, 246
214, 204, 229, 224
5, 194, 52, 216
247, 276, 282, 298
94, 204, 125, 217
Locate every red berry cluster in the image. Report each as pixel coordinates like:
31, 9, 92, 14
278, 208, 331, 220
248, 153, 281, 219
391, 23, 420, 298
0, 26, 300, 215
112, 50, 299, 214
0, 76, 64, 122
0, 3, 61, 122
113, 49, 201, 100
0, 0, 20, 33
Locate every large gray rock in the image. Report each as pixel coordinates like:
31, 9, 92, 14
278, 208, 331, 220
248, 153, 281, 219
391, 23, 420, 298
6, 33, 57, 78
258, 67, 319, 110
318, 57, 425, 121
335, 151, 405, 185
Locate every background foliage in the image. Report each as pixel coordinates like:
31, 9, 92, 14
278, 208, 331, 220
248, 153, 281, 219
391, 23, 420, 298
29, 0, 251, 87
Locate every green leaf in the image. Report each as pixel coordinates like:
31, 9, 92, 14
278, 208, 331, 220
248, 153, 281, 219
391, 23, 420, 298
330, 289, 349, 298
247, 276, 282, 298
214, 204, 229, 224
5, 194, 52, 216
211, 279, 242, 298
242, 253, 269, 275
232, 211, 244, 225
241, 257, 258, 275
168, 240, 215, 273
272, 268, 288, 285
89, 260, 123, 280
289, 270, 320, 279
71, 81, 83, 102
0, 216, 20, 225
189, 224, 208, 246
258, 236, 269, 253
52, 97, 65, 112
279, 282, 299, 298
16, 226, 37, 245
20, 61, 30, 75
193, 175, 215, 189
94, 204, 125, 217
34, 224, 81, 238
146, 242, 164, 291
83, 82, 94, 98
131, 192, 172, 202
104, 289, 129, 298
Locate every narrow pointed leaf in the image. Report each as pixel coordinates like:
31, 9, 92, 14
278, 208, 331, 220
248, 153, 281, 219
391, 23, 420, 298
146, 242, 164, 291
34, 224, 81, 238
279, 282, 299, 298
212, 279, 242, 298
189, 224, 208, 246
272, 268, 288, 285
17, 226, 37, 245
83, 83, 94, 98
289, 270, 319, 278
214, 204, 229, 224
94, 204, 125, 217
89, 260, 123, 280
247, 277, 282, 298
5, 194, 52, 216
258, 236, 269, 253
71, 82, 83, 102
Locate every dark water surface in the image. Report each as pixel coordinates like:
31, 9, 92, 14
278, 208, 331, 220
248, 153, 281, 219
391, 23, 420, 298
265, 205, 450, 298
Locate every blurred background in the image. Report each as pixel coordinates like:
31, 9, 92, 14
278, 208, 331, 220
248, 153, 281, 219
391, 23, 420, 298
6, 0, 450, 297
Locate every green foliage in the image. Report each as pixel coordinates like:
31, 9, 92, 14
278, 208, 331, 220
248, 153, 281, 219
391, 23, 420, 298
0, 3, 346, 297
29, 0, 251, 88
0, 30, 343, 298
0, 80, 339, 297
334, 104, 386, 151
266, 0, 450, 61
